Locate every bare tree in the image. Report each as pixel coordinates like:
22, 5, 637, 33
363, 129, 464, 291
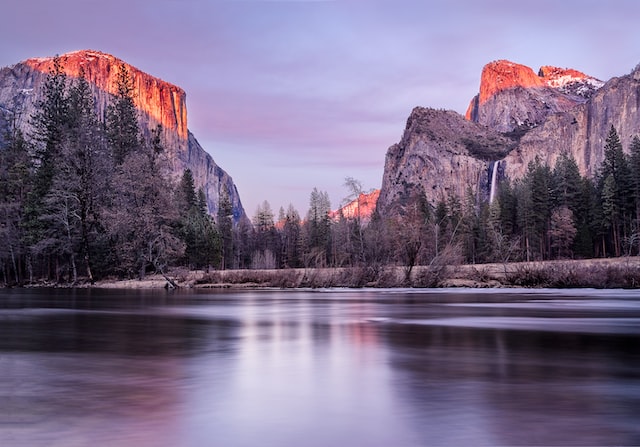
549, 205, 577, 259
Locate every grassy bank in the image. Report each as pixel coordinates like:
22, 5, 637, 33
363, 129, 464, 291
90, 257, 640, 289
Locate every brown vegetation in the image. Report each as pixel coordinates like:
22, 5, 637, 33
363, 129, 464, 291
89, 257, 640, 290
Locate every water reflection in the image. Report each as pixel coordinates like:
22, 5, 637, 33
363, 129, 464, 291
384, 323, 640, 445
1, 288, 639, 446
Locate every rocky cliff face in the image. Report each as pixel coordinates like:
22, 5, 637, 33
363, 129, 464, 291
378, 61, 639, 214
378, 107, 516, 212
330, 189, 380, 223
465, 60, 603, 132
0, 50, 246, 222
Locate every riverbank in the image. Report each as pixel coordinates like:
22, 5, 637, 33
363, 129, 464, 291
90, 257, 640, 289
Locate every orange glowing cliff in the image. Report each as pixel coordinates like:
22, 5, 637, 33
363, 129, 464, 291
330, 190, 380, 222
25, 50, 188, 139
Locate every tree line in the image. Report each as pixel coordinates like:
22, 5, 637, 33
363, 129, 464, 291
2, 58, 640, 286
242, 126, 640, 278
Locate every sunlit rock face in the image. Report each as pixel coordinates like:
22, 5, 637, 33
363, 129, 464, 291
465, 60, 603, 132
0, 50, 246, 222
330, 190, 380, 223
25, 50, 188, 139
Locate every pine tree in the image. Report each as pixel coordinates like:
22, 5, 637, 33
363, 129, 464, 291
24, 56, 70, 276
106, 63, 140, 165
303, 188, 332, 267
281, 204, 302, 268
515, 158, 552, 260
601, 174, 619, 255
179, 179, 220, 271
217, 189, 234, 269
553, 152, 582, 210
629, 136, 640, 254
251, 200, 280, 269
599, 126, 632, 256
497, 179, 517, 238
29, 55, 69, 189
178, 169, 198, 213
0, 127, 31, 284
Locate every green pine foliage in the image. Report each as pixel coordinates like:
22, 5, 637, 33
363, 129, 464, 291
106, 64, 141, 165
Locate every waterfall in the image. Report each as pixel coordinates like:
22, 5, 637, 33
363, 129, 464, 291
489, 161, 499, 204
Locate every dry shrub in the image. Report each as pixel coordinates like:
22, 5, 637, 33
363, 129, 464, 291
505, 261, 640, 288
268, 270, 300, 288
505, 263, 553, 287
413, 266, 446, 288
597, 264, 640, 288
468, 266, 492, 283
301, 269, 341, 288
199, 269, 300, 288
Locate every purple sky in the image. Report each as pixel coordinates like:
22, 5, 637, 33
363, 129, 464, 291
2, 0, 640, 216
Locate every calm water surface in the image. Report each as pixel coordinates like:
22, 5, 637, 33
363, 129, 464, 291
1, 287, 639, 446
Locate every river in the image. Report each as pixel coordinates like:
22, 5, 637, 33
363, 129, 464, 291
1, 287, 639, 446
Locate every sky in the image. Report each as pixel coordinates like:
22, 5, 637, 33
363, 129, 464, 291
2, 0, 640, 217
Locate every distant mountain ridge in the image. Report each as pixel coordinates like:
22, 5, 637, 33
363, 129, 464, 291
377, 60, 639, 214
330, 190, 380, 223
0, 50, 247, 223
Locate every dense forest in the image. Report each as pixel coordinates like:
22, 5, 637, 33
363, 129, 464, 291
1, 58, 640, 286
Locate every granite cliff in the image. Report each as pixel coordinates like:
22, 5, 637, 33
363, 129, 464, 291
378, 107, 515, 212
378, 60, 639, 214
465, 60, 603, 132
0, 50, 246, 222
330, 189, 380, 223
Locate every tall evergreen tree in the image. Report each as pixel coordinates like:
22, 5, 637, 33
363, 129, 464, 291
629, 136, 640, 254
601, 174, 620, 255
515, 158, 552, 260
552, 152, 582, 209
178, 173, 220, 270
106, 63, 140, 165
251, 200, 279, 269
281, 204, 302, 268
29, 55, 69, 191
599, 126, 632, 256
24, 56, 70, 277
303, 188, 332, 267
217, 189, 234, 269
178, 169, 198, 212
0, 127, 31, 284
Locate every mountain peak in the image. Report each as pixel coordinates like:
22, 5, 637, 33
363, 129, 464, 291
474, 60, 603, 106
24, 49, 187, 139
538, 65, 604, 97
477, 60, 544, 104
466, 60, 603, 132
